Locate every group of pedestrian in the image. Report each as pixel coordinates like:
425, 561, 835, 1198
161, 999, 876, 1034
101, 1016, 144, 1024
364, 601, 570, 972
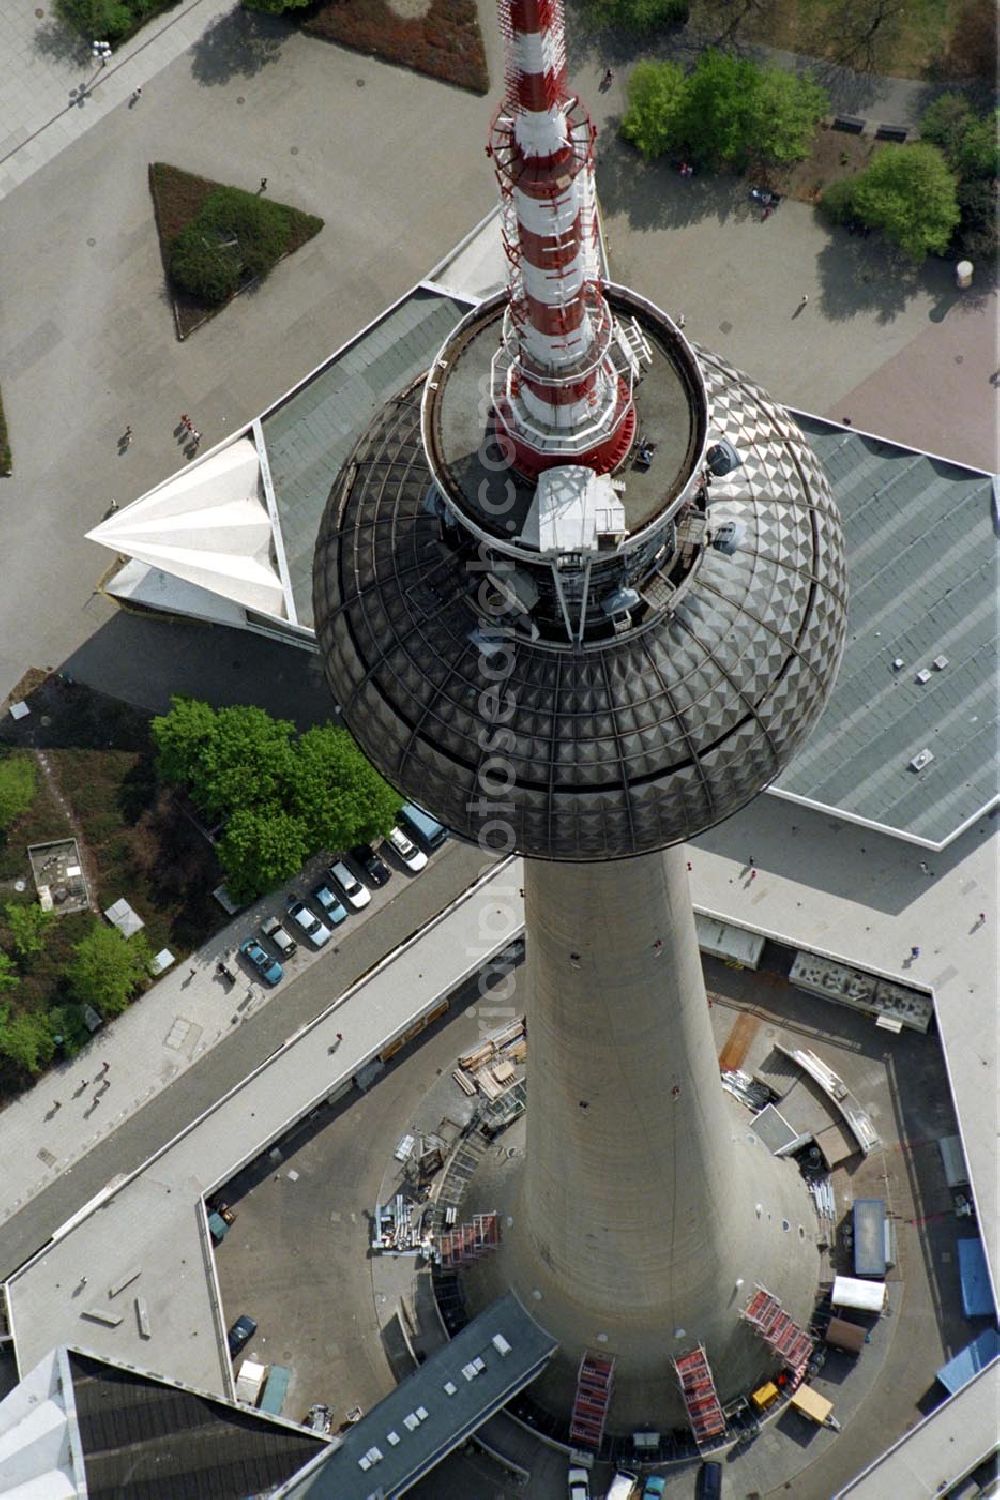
179, 413, 202, 449
52, 1062, 111, 1116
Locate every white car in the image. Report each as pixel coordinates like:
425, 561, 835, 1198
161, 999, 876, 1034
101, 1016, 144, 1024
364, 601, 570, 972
388, 825, 428, 872
568, 1468, 590, 1500
328, 859, 372, 910
286, 899, 332, 948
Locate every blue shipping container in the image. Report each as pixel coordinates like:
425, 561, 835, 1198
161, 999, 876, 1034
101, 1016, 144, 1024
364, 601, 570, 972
259, 1365, 291, 1416
852, 1198, 887, 1278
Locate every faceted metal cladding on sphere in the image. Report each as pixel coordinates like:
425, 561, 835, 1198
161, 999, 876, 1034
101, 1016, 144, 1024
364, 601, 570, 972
313, 322, 847, 860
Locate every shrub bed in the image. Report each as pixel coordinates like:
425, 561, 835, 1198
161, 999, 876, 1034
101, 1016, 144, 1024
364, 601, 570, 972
55, 0, 181, 46
149, 164, 324, 339
302, 0, 489, 95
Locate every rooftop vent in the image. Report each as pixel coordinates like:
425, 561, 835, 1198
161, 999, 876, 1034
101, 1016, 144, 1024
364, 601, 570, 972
933, 655, 949, 671
492, 1334, 512, 1356
915, 669, 932, 685
909, 749, 935, 772
712, 520, 744, 555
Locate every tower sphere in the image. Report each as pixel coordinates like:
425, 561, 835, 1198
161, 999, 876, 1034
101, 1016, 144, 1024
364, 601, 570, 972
313, 291, 847, 860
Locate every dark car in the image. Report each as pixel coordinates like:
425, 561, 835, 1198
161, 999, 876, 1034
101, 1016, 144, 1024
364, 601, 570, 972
697, 1461, 723, 1500
350, 844, 390, 888
227, 1314, 257, 1358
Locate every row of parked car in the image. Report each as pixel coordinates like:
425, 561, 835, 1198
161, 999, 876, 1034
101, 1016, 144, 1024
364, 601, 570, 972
570, 1462, 721, 1499
237, 806, 446, 988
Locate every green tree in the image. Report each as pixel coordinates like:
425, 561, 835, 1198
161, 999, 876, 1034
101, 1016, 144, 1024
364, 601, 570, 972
621, 61, 689, 160
151, 696, 218, 788
744, 66, 828, 168
826, 144, 960, 261
921, 95, 999, 180
216, 807, 310, 903
675, 50, 756, 167
169, 229, 242, 306
48, 1003, 92, 1057
0, 951, 18, 996
4, 902, 49, 961
291, 725, 401, 850
68, 922, 151, 1017
0, 1006, 55, 1076
0, 751, 37, 832
585, 0, 688, 35
198, 705, 297, 820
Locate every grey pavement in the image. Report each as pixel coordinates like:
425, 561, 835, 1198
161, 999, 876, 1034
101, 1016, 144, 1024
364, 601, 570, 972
0, 0, 241, 200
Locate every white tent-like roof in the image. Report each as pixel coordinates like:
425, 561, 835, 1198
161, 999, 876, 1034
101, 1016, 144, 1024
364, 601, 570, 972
0, 1348, 82, 1498
87, 437, 287, 620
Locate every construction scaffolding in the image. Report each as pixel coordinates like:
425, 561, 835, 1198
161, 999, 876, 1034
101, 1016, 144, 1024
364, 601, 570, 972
673, 1345, 726, 1444
569, 1351, 615, 1454
453, 1019, 526, 1101
741, 1286, 813, 1379
438, 1213, 501, 1269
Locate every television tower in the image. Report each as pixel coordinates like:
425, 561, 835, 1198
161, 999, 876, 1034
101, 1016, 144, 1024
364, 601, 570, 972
314, 0, 847, 1441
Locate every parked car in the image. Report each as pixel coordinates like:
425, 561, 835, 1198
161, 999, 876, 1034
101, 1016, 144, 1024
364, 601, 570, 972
305, 1402, 332, 1434
328, 859, 371, 910
387, 825, 428, 872
238, 937, 282, 987
227, 1314, 257, 1358
311, 882, 348, 925
399, 800, 448, 850
642, 1479, 667, 1500
350, 843, 391, 887
567, 1468, 590, 1500
261, 916, 297, 958
607, 1473, 639, 1500
286, 899, 333, 948
697, 1462, 722, 1500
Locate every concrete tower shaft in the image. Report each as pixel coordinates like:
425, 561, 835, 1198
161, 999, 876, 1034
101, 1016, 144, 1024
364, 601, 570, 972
489, 0, 635, 473
460, 850, 821, 1428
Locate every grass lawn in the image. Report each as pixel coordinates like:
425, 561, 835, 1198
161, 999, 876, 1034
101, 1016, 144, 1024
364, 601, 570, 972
303, 0, 489, 94
149, 163, 324, 340
0, 675, 222, 1097
687, 0, 992, 82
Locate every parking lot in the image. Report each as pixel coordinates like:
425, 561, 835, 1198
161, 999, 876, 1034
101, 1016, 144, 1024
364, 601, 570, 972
209, 941, 980, 1498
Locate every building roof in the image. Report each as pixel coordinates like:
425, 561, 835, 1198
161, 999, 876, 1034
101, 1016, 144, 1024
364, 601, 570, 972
261, 287, 472, 629
774, 418, 998, 849
0, 1346, 324, 1500
832, 1356, 999, 1498
275, 1292, 556, 1499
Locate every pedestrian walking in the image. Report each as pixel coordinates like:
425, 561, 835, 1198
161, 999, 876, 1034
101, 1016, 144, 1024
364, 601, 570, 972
79, 1276, 88, 1288
910, 945, 920, 959
180, 413, 192, 432
749, 869, 757, 883
120, 426, 132, 448
108, 498, 118, 512
52, 1100, 62, 1111
601, 68, 614, 89
190, 429, 202, 449
978, 912, 986, 924
676, 312, 686, 329
259, 176, 268, 193
798, 294, 809, 308
100, 1060, 110, 1074
762, 205, 773, 220
129, 87, 142, 105
748, 855, 755, 868
686, 861, 692, 871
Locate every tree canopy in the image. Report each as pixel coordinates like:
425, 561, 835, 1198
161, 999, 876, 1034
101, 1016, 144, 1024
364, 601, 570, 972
0, 1006, 56, 1077
621, 52, 827, 170
68, 922, 152, 1017
3, 902, 49, 962
584, 0, 688, 35
152, 699, 400, 901
823, 143, 960, 261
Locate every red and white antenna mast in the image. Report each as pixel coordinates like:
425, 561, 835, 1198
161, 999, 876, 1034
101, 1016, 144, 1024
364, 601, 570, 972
488, 0, 638, 477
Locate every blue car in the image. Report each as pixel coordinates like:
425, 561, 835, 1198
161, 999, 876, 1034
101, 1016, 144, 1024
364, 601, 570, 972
642, 1480, 667, 1500
311, 882, 348, 925
239, 937, 283, 987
